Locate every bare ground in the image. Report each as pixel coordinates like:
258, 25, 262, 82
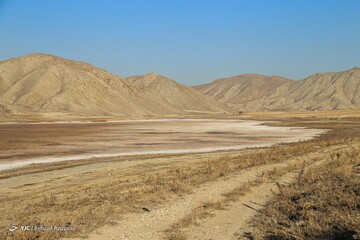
0, 119, 323, 171
82, 157, 308, 240
1, 113, 360, 239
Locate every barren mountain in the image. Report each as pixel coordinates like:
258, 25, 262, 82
0, 102, 12, 114
260, 67, 360, 111
0, 54, 228, 117
196, 68, 360, 111
126, 73, 230, 113
194, 74, 292, 110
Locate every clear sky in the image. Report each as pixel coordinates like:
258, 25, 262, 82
0, 0, 359, 85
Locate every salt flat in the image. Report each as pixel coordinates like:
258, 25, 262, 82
0, 119, 325, 171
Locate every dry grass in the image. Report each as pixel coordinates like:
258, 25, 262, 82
2, 136, 329, 239
165, 162, 306, 239
0, 153, 180, 180
2, 118, 360, 239
224, 162, 304, 203
165, 201, 225, 240
1, 147, 299, 239
250, 147, 360, 240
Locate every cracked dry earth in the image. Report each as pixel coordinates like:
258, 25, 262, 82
67, 144, 352, 240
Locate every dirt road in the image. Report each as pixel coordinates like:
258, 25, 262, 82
67, 143, 349, 240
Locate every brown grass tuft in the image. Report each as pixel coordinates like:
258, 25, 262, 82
252, 148, 360, 239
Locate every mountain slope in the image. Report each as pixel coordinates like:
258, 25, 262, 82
194, 74, 293, 110
126, 73, 231, 113
0, 54, 229, 117
260, 67, 360, 111
0, 53, 148, 115
196, 68, 360, 111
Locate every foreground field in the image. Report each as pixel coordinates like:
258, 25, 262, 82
250, 144, 360, 239
1, 112, 360, 239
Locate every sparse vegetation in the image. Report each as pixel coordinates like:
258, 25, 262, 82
165, 161, 311, 239
1, 116, 360, 239
2, 144, 308, 239
249, 147, 360, 240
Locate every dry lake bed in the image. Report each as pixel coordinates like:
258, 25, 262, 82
0, 119, 325, 171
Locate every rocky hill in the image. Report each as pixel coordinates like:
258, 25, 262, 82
195, 68, 360, 111
261, 67, 360, 111
194, 74, 292, 110
126, 73, 230, 113
0, 53, 229, 117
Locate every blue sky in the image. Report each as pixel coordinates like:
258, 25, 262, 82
0, 0, 359, 85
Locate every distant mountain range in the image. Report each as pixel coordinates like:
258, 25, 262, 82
194, 74, 292, 110
0, 53, 229, 116
195, 68, 360, 111
0, 53, 359, 117
126, 73, 228, 114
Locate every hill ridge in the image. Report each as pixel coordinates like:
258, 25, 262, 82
0, 54, 229, 116
126, 73, 231, 113
196, 67, 360, 111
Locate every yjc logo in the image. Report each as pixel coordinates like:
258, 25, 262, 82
9, 224, 18, 232
21, 226, 31, 231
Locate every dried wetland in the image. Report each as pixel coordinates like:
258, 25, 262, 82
1, 112, 359, 240
0, 119, 324, 171
1, 3, 360, 239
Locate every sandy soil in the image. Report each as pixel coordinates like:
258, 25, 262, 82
72, 142, 352, 240
0, 119, 325, 171
80, 160, 297, 240
1, 114, 358, 240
